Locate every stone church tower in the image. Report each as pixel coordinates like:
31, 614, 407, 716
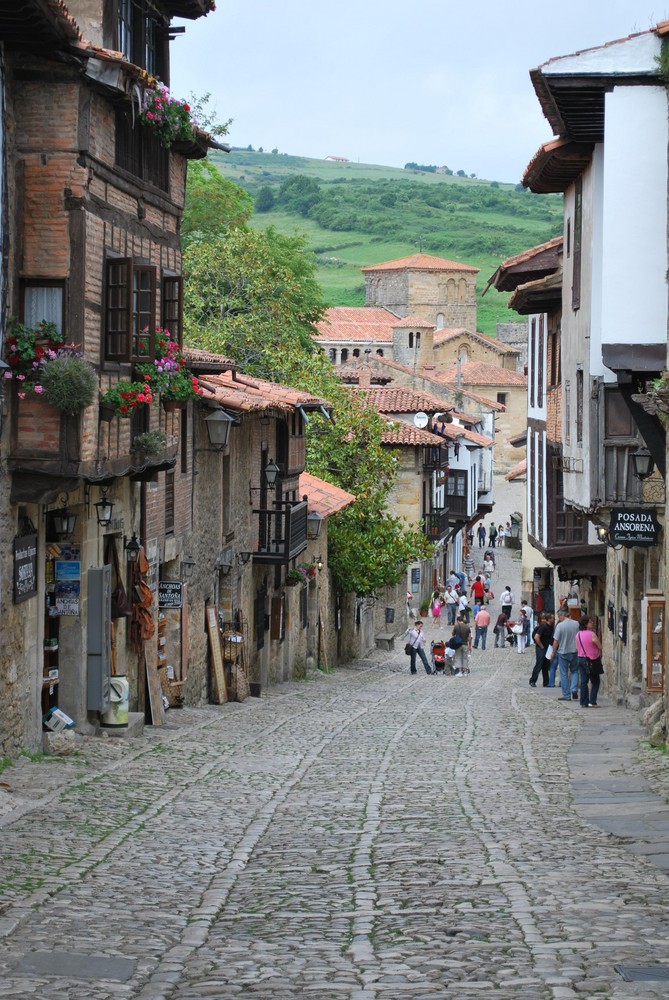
362, 253, 479, 332
391, 316, 434, 369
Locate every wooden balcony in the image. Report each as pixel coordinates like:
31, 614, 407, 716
425, 507, 450, 541
422, 445, 450, 471
445, 493, 468, 517
252, 499, 308, 564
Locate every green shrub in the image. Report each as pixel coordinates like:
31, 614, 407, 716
40, 351, 97, 414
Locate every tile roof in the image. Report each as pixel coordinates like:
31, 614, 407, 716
505, 459, 527, 481
483, 236, 563, 295
314, 306, 399, 343
299, 472, 355, 517
392, 314, 435, 328
381, 423, 446, 447
361, 253, 479, 274
349, 385, 455, 414
522, 138, 594, 195
185, 347, 238, 371
434, 328, 518, 353
198, 370, 331, 416
441, 361, 527, 388
342, 356, 506, 411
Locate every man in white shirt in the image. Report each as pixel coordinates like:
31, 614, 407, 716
552, 607, 580, 701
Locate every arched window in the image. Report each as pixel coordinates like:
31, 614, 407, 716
459, 346, 469, 364
408, 332, 414, 348
329, 348, 336, 363
458, 278, 467, 303
446, 279, 456, 304
340, 348, 348, 363
436, 313, 445, 330
353, 348, 360, 358
377, 349, 384, 356
415, 332, 421, 349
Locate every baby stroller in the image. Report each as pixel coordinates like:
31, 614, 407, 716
431, 639, 455, 675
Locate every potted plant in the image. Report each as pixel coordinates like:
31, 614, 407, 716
3, 317, 65, 397
39, 349, 97, 415
420, 597, 430, 617
136, 330, 203, 411
100, 379, 153, 417
286, 567, 305, 586
132, 429, 167, 458
138, 84, 195, 148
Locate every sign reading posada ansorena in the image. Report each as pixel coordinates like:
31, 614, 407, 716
609, 508, 660, 547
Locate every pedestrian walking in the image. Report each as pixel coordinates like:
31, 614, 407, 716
464, 549, 476, 580
488, 522, 498, 548
403, 620, 433, 675
458, 589, 470, 624
471, 574, 486, 606
473, 605, 491, 649
497, 523, 505, 547
529, 613, 554, 687
477, 523, 487, 548
444, 585, 458, 625
576, 616, 603, 707
449, 614, 472, 674
552, 607, 580, 700
483, 554, 495, 578
431, 589, 443, 629
493, 610, 509, 647
500, 585, 514, 619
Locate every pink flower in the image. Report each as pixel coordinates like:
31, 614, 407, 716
18, 391, 25, 399
34, 385, 44, 394
16, 374, 25, 381
3, 371, 12, 379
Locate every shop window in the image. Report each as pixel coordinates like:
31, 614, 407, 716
647, 600, 664, 693
104, 258, 156, 362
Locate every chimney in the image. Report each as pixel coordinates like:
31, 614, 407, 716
358, 365, 371, 388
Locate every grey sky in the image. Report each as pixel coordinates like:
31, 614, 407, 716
170, 1, 668, 184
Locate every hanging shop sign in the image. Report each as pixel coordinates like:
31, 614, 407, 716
13, 533, 38, 604
146, 537, 159, 592
609, 508, 660, 548
54, 544, 81, 616
158, 581, 183, 609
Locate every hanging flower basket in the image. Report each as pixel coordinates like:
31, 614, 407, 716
162, 398, 187, 413
99, 401, 116, 423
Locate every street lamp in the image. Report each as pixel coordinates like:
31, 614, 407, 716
94, 487, 114, 528
124, 533, 141, 563
204, 408, 234, 448
306, 509, 323, 540
264, 459, 281, 488
53, 494, 77, 539
181, 555, 196, 581
631, 446, 654, 480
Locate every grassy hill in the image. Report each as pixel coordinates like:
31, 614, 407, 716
210, 149, 563, 336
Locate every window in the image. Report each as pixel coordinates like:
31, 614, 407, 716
446, 471, 466, 496
104, 258, 156, 362
436, 313, 444, 330
113, 0, 166, 79
408, 332, 413, 348
21, 281, 64, 332
529, 318, 536, 409
572, 177, 582, 311
576, 369, 583, 444
115, 110, 168, 191
537, 315, 544, 408
162, 276, 183, 344
555, 469, 585, 544
497, 392, 507, 406
647, 601, 665, 693
340, 348, 348, 363
564, 381, 571, 445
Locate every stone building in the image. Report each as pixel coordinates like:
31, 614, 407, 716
0, 0, 221, 753
362, 253, 479, 332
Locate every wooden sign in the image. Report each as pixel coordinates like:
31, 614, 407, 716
206, 606, 228, 704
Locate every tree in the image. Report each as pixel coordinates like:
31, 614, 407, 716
255, 185, 275, 212
183, 160, 252, 239
278, 174, 322, 216
183, 227, 325, 377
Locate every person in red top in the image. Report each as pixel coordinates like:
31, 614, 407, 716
471, 575, 486, 604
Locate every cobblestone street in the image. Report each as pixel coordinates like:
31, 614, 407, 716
2, 540, 669, 999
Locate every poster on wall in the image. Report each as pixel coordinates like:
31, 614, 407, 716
146, 538, 159, 592
55, 544, 81, 616
13, 533, 38, 604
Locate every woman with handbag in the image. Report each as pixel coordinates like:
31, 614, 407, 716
576, 616, 603, 707
402, 620, 433, 675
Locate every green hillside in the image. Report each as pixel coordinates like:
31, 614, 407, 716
210, 149, 563, 336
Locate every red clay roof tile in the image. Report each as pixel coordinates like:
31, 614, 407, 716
299, 472, 355, 517
361, 253, 479, 274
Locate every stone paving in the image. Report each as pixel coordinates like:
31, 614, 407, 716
1, 541, 669, 998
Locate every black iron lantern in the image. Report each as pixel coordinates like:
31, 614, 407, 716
124, 533, 141, 563
264, 459, 281, 488
306, 510, 323, 540
53, 494, 77, 539
181, 554, 196, 581
204, 408, 234, 448
631, 446, 654, 480
94, 487, 114, 528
